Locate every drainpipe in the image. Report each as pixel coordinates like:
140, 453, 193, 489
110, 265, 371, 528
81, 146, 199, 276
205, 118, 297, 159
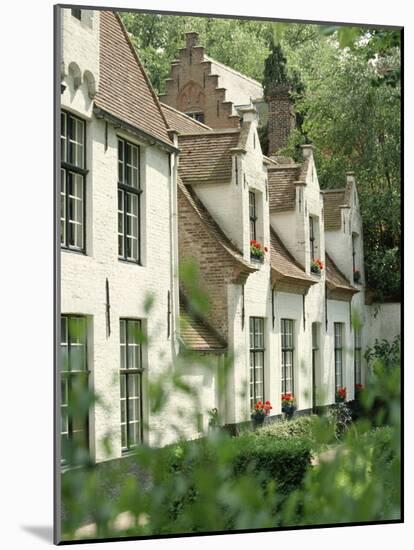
168, 130, 180, 358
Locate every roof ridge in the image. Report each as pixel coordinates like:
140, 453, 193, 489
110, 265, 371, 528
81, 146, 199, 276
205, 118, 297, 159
114, 12, 172, 144
204, 54, 263, 89
178, 128, 241, 137
321, 188, 346, 194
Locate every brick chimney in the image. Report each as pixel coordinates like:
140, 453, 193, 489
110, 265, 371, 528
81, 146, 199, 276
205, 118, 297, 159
267, 83, 295, 156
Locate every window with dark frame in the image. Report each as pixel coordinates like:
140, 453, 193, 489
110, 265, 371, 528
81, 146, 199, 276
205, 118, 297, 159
249, 191, 257, 242
61, 111, 86, 251
354, 328, 362, 385
118, 137, 141, 263
311, 322, 319, 412
309, 216, 315, 260
185, 112, 204, 123
281, 319, 294, 394
352, 234, 357, 272
249, 317, 264, 409
334, 322, 344, 392
71, 8, 82, 20
120, 319, 144, 451
60, 315, 89, 464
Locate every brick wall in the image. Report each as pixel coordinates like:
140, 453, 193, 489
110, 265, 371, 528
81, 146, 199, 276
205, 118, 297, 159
267, 83, 295, 155
161, 33, 243, 129
177, 185, 242, 341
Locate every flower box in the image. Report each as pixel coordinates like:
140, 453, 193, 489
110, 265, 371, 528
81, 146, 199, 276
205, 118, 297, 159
251, 400, 272, 429
281, 393, 296, 419
250, 254, 264, 264
311, 258, 324, 275
250, 240, 267, 264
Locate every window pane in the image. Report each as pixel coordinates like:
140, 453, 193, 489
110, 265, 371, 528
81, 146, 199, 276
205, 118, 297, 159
68, 172, 84, 249
68, 115, 84, 168
61, 112, 67, 162
61, 169, 66, 245
120, 321, 144, 450
118, 139, 124, 183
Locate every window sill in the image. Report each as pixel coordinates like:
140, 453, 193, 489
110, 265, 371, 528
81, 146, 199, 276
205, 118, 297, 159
61, 247, 87, 257
118, 258, 143, 267
250, 255, 264, 265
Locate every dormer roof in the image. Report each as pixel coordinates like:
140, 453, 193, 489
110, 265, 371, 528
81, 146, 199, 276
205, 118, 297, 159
179, 294, 227, 352
177, 129, 242, 185
325, 253, 359, 300
270, 228, 318, 292
322, 181, 353, 230
267, 164, 301, 212
177, 177, 255, 276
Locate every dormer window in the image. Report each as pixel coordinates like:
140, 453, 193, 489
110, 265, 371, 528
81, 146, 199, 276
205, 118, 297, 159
309, 216, 315, 260
71, 8, 82, 20
249, 191, 257, 241
352, 234, 357, 272
352, 233, 361, 283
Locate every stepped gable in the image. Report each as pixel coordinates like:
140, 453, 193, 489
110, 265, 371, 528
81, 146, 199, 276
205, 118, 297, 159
160, 32, 263, 129
95, 11, 172, 146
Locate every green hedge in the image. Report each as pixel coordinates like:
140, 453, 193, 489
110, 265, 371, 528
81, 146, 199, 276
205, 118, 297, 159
231, 433, 311, 494
163, 432, 311, 495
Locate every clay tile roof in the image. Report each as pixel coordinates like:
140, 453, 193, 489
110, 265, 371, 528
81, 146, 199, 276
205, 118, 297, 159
322, 189, 349, 230
180, 300, 227, 352
160, 103, 212, 134
325, 253, 358, 296
270, 228, 317, 288
177, 130, 241, 184
267, 164, 301, 212
95, 11, 172, 146
178, 177, 253, 271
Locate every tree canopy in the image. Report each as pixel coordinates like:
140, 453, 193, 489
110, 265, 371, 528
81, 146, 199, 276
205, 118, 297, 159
121, 13, 401, 300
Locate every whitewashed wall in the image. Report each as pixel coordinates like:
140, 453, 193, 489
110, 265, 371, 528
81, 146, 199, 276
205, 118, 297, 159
61, 10, 182, 461
365, 303, 401, 348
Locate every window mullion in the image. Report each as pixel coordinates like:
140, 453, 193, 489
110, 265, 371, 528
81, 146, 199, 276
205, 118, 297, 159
125, 321, 130, 449
123, 191, 128, 260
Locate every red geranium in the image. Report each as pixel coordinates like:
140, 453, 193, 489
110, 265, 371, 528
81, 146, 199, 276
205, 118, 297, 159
336, 387, 347, 402
253, 400, 272, 416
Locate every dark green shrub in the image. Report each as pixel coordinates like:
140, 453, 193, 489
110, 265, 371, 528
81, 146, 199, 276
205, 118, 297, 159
230, 434, 311, 495
259, 416, 318, 443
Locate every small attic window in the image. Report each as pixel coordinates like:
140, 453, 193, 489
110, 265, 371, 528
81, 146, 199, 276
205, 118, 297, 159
71, 8, 82, 21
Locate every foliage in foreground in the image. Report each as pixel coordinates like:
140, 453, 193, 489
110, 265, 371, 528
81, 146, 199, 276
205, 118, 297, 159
61, 367, 401, 540
61, 283, 401, 540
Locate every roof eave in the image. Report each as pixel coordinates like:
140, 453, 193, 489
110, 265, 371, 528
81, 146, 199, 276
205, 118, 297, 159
93, 106, 180, 154
271, 269, 318, 293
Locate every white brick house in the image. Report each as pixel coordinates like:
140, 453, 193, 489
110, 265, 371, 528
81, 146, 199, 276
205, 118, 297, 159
59, 11, 399, 464
60, 8, 181, 463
